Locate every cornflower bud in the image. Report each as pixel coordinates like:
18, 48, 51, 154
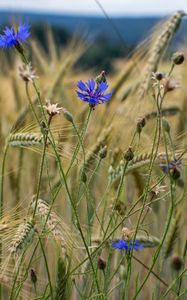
124, 147, 134, 161
62, 108, 74, 123
99, 145, 107, 159
170, 255, 183, 271
97, 256, 106, 270
136, 117, 146, 134
172, 52, 185, 65
30, 268, 37, 285
95, 70, 107, 84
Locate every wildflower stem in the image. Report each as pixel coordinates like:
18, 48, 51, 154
132, 82, 176, 300
124, 85, 163, 299
69, 107, 92, 175
25, 82, 40, 125
47, 135, 101, 295
38, 235, 54, 300
32, 115, 52, 218
132, 255, 169, 289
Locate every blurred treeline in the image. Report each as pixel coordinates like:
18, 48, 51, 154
31, 24, 131, 72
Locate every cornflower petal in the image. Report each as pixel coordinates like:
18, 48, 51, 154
77, 81, 88, 92
87, 79, 95, 91
112, 239, 144, 251
97, 81, 108, 93
17, 23, 30, 42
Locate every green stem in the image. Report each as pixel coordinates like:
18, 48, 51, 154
32, 116, 52, 218
25, 82, 40, 125
38, 235, 54, 300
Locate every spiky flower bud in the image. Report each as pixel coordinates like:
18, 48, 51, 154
170, 255, 183, 271
97, 256, 106, 270
99, 145, 107, 159
124, 147, 134, 161
95, 70, 107, 84
172, 52, 185, 65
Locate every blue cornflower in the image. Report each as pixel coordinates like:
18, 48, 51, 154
0, 23, 30, 49
159, 156, 182, 175
112, 239, 144, 251
76, 79, 112, 107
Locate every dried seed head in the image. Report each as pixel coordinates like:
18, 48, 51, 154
170, 255, 183, 271
122, 227, 132, 241
172, 52, 185, 65
97, 256, 106, 270
43, 100, 63, 117
19, 63, 38, 82
163, 77, 180, 93
150, 184, 166, 197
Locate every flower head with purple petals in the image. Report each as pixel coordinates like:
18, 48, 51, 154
112, 240, 144, 251
0, 23, 30, 49
76, 79, 112, 107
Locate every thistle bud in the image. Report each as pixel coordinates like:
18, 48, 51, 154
124, 147, 134, 161
170, 255, 183, 271
30, 268, 37, 285
97, 256, 106, 270
99, 145, 107, 159
172, 52, 185, 65
162, 118, 171, 134
95, 71, 107, 84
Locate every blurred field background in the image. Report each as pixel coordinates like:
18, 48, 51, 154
0, 1, 187, 300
